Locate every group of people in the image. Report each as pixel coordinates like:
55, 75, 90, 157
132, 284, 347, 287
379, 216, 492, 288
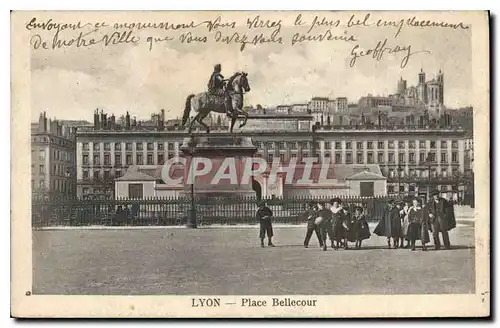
256, 190, 456, 251
374, 190, 456, 251
301, 198, 371, 251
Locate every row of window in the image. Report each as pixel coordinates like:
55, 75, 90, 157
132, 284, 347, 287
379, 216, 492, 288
82, 152, 177, 166
382, 167, 460, 178
387, 184, 454, 193
83, 142, 176, 151
32, 149, 73, 162
31, 179, 73, 193
81, 139, 460, 153
257, 140, 459, 150
33, 164, 71, 176
82, 169, 123, 180
32, 136, 73, 148
259, 151, 459, 165
81, 187, 113, 195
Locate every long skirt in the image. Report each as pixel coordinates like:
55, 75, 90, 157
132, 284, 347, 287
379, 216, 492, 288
402, 217, 410, 239
332, 219, 345, 242
406, 221, 430, 243
353, 220, 371, 241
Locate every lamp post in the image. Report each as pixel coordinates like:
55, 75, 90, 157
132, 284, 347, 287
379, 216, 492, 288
187, 137, 197, 228
453, 171, 463, 204
425, 151, 432, 202
397, 162, 402, 197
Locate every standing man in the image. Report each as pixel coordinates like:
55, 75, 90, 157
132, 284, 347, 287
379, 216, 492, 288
257, 200, 275, 248
207, 63, 233, 117
303, 201, 323, 248
317, 202, 334, 251
425, 190, 456, 250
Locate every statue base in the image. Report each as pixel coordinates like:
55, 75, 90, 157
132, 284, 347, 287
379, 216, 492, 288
179, 135, 258, 199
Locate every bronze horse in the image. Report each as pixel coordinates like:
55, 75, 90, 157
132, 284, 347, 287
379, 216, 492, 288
181, 72, 251, 134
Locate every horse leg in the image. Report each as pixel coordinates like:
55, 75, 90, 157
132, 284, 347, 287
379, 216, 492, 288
188, 113, 200, 133
196, 111, 210, 134
230, 116, 237, 133
239, 111, 248, 128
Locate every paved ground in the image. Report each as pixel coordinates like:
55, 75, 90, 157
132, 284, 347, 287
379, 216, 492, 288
32, 224, 475, 295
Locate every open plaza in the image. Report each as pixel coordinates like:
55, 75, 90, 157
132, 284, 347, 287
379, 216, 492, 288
33, 220, 475, 295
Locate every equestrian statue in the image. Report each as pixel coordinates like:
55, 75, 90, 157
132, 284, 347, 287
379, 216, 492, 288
181, 64, 251, 134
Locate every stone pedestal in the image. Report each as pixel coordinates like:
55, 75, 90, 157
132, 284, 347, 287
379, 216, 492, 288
180, 135, 258, 199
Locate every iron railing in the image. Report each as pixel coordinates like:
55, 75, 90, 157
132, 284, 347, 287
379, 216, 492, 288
32, 195, 399, 228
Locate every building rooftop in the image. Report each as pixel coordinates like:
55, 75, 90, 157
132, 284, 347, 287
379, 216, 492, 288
346, 170, 386, 181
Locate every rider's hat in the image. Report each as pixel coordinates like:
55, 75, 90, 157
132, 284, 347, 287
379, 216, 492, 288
214, 64, 221, 70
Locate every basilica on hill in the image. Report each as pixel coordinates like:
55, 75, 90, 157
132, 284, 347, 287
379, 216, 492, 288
392, 69, 445, 117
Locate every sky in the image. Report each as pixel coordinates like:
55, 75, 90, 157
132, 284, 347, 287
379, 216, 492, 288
29, 11, 473, 122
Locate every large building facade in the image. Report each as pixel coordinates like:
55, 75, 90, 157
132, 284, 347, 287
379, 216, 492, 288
313, 126, 466, 198
75, 109, 467, 201
31, 112, 77, 198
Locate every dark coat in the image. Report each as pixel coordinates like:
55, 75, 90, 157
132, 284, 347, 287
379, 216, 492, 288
374, 206, 403, 238
304, 208, 319, 228
406, 207, 430, 243
349, 214, 371, 241
256, 206, 273, 220
317, 208, 333, 223
424, 197, 456, 232
331, 208, 348, 241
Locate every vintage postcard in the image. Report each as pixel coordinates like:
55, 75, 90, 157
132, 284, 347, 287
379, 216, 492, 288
11, 10, 489, 318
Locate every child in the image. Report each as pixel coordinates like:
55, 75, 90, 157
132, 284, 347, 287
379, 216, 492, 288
303, 201, 323, 248
353, 206, 371, 249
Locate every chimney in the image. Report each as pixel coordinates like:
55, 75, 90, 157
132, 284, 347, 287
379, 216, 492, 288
47, 118, 53, 133
159, 109, 165, 130
125, 111, 130, 130
94, 109, 99, 129
103, 113, 108, 129
38, 113, 44, 133
100, 110, 105, 130
43, 112, 48, 133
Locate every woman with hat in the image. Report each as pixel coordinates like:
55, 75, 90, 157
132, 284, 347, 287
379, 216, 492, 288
374, 199, 403, 249
351, 206, 371, 249
400, 198, 412, 248
329, 198, 349, 250
406, 197, 430, 251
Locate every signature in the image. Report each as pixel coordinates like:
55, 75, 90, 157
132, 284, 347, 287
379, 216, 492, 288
349, 38, 430, 69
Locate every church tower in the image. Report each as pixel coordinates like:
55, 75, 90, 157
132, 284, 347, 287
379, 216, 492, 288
397, 76, 407, 95
418, 69, 426, 85
417, 69, 427, 103
437, 69, 444, 105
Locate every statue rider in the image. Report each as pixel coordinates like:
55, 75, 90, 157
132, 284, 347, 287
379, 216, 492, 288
208, 64, 233, 117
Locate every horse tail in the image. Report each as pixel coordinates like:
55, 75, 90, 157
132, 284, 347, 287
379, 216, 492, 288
182, 94, 195, 126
